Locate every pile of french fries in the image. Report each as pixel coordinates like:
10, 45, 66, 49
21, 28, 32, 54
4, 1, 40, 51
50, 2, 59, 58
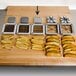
62, 35, 76, 57
31, 36, 45, 51
45, 35, 61, 57
16, 35, 31, 49
1, 35, 15, 49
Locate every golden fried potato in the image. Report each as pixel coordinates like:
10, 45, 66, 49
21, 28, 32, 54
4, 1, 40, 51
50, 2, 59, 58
46, 35, 60, 40
46, 52, 61, 57
1, 35, 15, 49
64, 53, 76, 57
16, 35, 31, 49
46, 35, 61, 57
31, 35, 44, 51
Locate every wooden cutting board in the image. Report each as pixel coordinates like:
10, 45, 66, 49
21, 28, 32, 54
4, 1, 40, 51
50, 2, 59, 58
0, 6, 76, 66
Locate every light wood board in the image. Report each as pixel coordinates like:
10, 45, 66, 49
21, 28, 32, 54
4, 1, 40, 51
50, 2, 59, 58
0, 6, 76, 66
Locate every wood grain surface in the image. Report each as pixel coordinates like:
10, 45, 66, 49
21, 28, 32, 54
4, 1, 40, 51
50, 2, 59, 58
0, 6, 76, 66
